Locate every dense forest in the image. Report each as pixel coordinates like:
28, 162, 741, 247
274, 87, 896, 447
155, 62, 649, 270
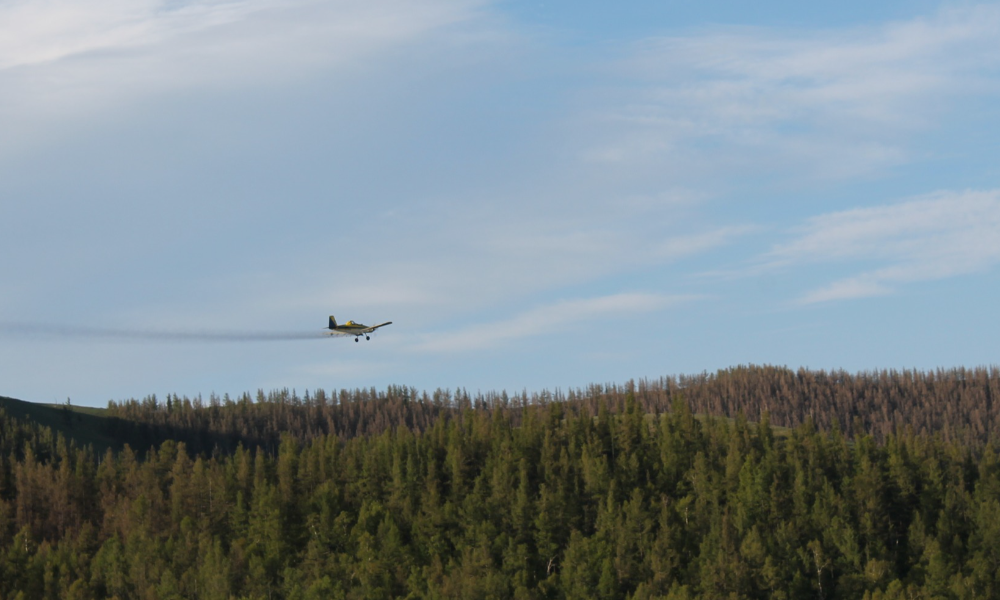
1, 365, 1000, 598
103, 365, 1000, 451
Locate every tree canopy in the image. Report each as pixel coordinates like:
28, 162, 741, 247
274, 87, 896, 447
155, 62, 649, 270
2, 366, 1000, 598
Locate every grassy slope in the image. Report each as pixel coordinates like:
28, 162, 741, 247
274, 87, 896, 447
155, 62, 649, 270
42, 402, 109, 417
0, 394, 124, 455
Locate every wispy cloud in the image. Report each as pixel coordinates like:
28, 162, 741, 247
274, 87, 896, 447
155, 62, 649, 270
767, 189, 1000, 303
653, 225, 757, 260
797, 279, 894, 305
584, 5, 1000, 181
0, 0, 482, 71
0, 0, 486, 157
249, 216, 749, 323
0, 0, 274, 71
415, 292, 698, 352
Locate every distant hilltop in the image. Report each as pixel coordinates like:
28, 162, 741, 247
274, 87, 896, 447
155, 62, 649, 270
5, 364, 1000, 454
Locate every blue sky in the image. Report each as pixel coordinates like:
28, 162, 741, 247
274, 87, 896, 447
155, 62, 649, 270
1, 0, 999, 406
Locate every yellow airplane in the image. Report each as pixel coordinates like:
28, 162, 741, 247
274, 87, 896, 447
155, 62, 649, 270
326, 315, 392, 342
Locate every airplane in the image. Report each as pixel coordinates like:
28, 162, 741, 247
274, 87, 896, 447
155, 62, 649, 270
326, 316, 392, 342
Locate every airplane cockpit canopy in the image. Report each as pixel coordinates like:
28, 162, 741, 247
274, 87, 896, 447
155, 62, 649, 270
345, 320, 356, 325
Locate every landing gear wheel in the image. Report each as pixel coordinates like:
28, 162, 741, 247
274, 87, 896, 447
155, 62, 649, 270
354, 337, 359, 342
366, 335, 370, 340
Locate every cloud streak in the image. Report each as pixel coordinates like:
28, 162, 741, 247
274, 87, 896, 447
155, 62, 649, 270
766, 189, 1000, 303
0, 0, 486, 159
584, 5, 1000, 182
415, 292, 698, 352
0, 0, 274, 71
0, 0, 482, 71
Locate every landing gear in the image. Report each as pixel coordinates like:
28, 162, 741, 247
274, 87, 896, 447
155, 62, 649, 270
354, 337, 359, 342
365, 335, 370, 340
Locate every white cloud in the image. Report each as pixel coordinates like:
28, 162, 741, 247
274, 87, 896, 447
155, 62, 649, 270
653, 225, 757, 260
0, 0, 481, 71
767, 189, 1000, 303
0, 0, 271, 71
583, 5, 1000, 182
415, 292, 698, 352
797, 279, 893, 304
0, 0, 486, 157
295, 223, 743, 322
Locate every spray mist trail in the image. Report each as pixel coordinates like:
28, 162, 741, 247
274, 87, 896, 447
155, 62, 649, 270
0, 322, 328, 342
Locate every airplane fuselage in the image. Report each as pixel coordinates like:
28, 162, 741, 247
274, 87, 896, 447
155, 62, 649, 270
326, 316, 392, 341
326, 324, 371, 334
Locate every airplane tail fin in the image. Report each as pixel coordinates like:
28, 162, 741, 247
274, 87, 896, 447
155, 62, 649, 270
328, 316, 337, 329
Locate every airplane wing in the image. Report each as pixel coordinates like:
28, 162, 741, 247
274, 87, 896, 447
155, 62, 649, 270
364, 321, 392, 333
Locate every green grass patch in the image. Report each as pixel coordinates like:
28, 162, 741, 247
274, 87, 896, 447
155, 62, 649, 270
1, 395, 124, 455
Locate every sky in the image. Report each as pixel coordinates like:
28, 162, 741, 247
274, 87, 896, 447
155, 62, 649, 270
1, 0, 999, 406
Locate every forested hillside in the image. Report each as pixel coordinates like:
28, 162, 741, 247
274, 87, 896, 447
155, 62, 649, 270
2, 365, 1000, 599
101, 365, 1000, 452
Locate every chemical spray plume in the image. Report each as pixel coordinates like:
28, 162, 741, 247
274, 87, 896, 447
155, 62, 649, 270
0, 322, 326, 342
